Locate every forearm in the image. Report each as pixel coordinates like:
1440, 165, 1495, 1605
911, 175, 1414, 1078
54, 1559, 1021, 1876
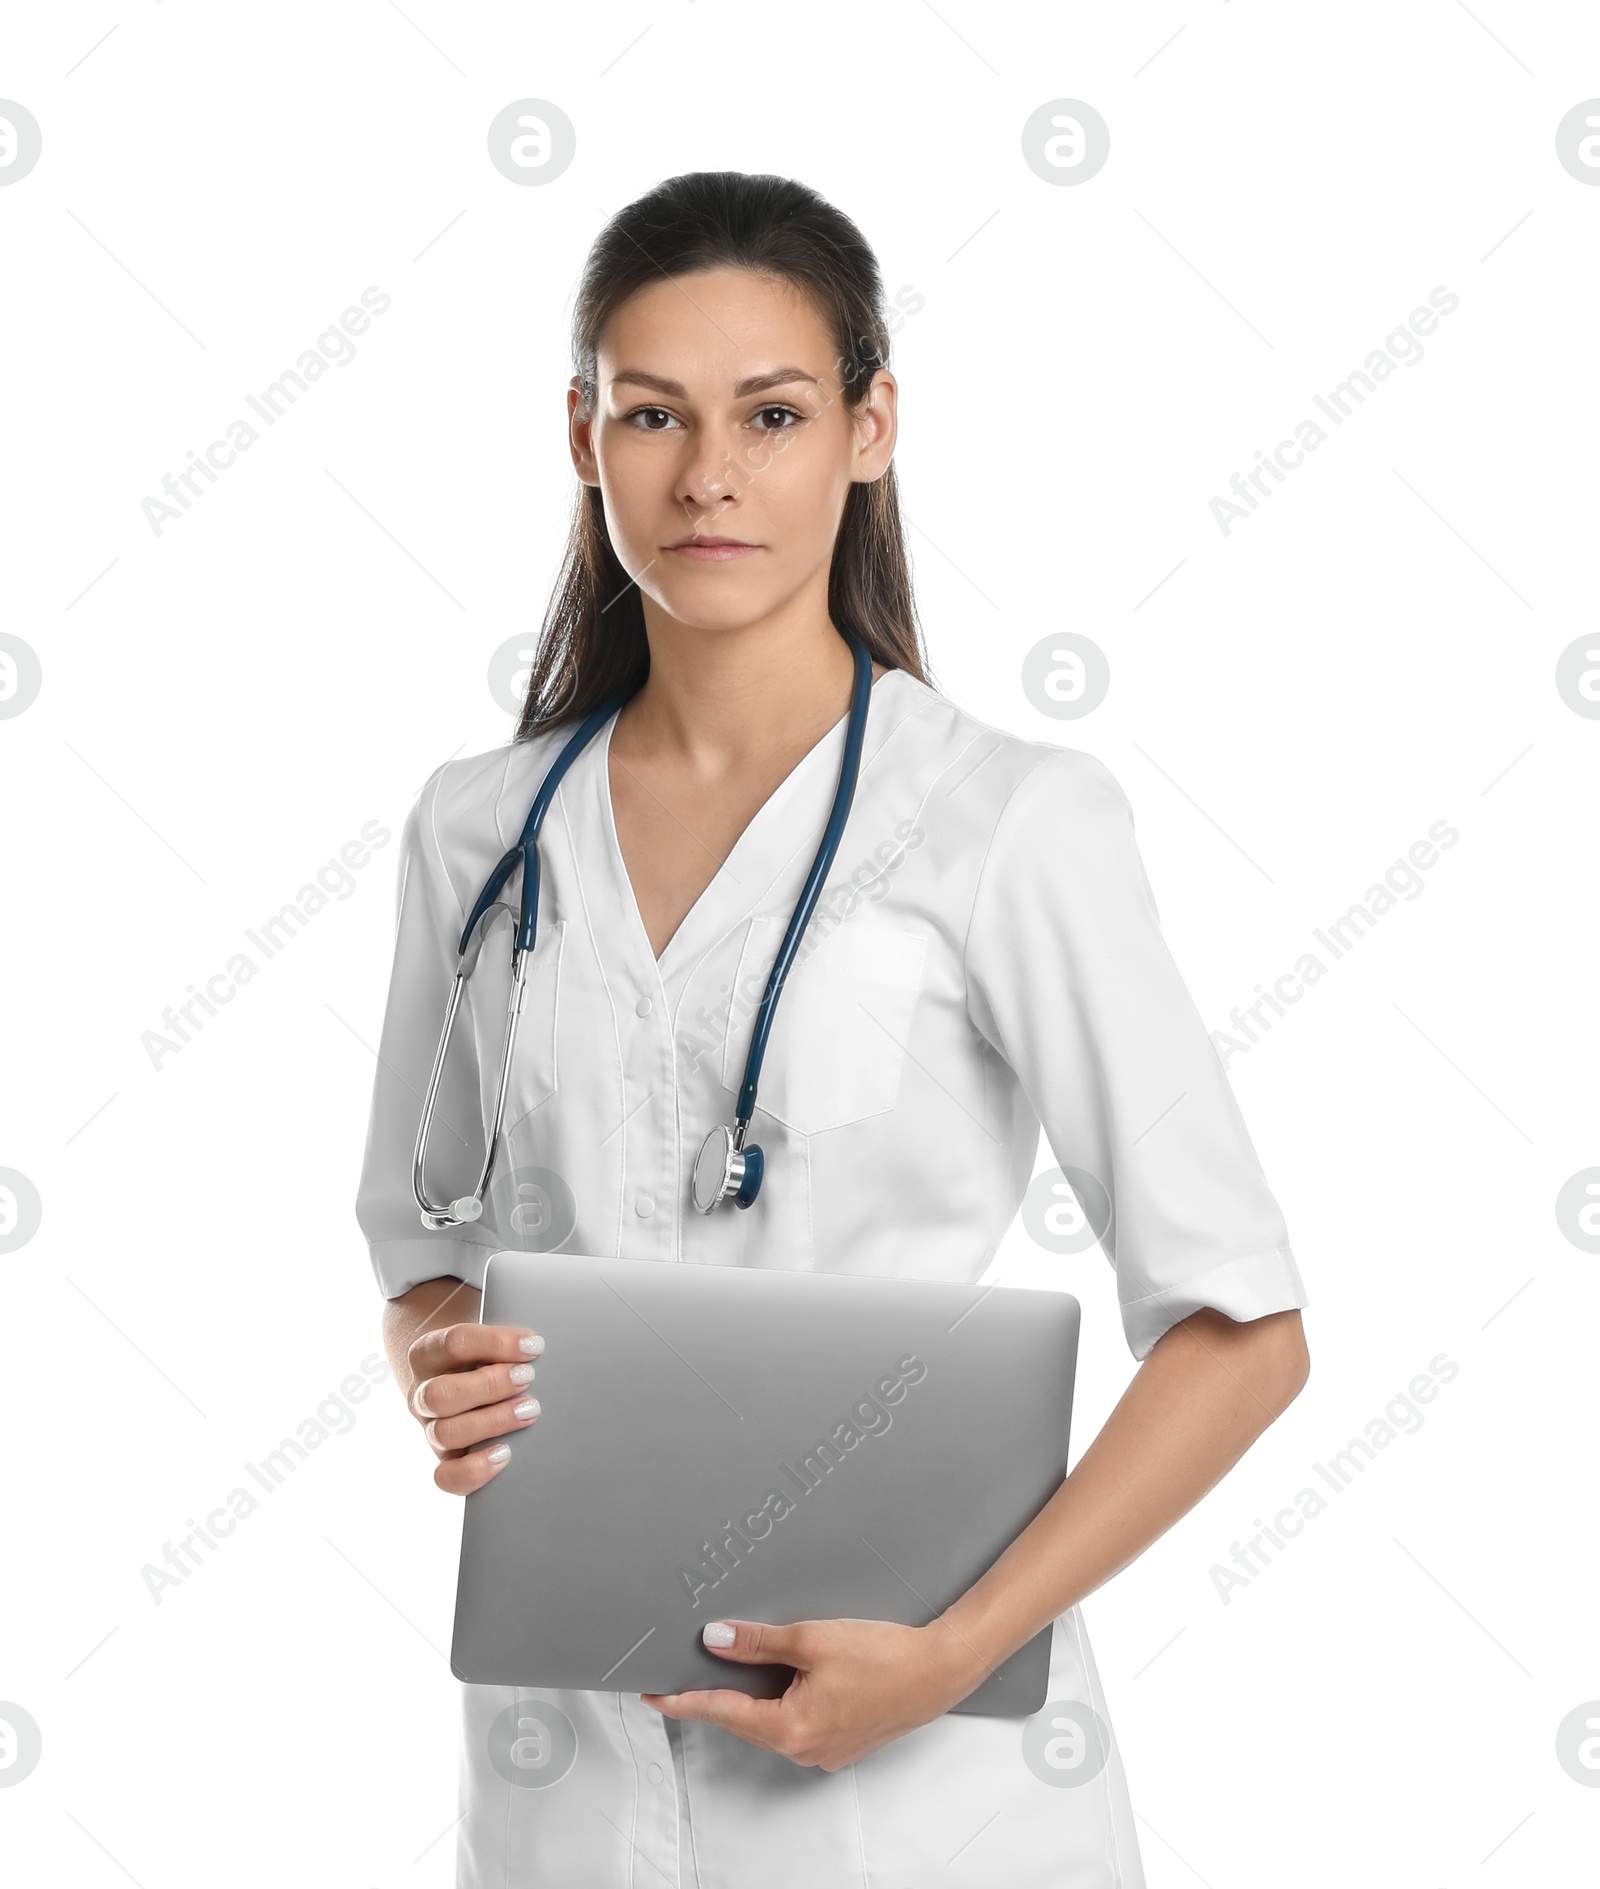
923, 1307, 1310, 1691
382, 1275, 483, 1402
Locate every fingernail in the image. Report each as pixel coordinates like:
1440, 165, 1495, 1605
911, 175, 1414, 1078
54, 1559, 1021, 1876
519, 1334, 545, 1356
701, 1621, 735, 1648
486, 1444, 511, 1464
509, 1362, 536, 1385
512, 1397, 539, 1420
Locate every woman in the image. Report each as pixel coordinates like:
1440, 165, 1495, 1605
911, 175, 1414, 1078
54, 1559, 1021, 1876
357, 170, 1310, 1889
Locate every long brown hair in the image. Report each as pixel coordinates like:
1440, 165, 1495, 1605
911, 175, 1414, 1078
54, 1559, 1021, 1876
514, 170, 930, 740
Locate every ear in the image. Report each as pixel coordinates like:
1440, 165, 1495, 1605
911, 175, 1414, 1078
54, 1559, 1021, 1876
851, 370, 898, 483
568, 378, 600, 487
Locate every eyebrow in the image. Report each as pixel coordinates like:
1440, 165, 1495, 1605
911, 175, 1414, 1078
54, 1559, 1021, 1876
608, 366, 821, 399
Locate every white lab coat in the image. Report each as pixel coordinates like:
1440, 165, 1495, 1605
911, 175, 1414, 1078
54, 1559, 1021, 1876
356, 666, 1308, 1888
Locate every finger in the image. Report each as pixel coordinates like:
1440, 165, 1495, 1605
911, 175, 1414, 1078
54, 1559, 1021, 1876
640, 1687, 787, 1746
409, 1319, 543, 1385
432, 1436, 516, 1497
696, 1619, 810, 1668
427, 1387, 540, 1457
411, 1352, 538, 1423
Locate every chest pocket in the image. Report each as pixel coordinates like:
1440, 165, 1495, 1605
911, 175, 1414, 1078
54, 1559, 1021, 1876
721, 913, 929, 1135
464, 904, 564, 1134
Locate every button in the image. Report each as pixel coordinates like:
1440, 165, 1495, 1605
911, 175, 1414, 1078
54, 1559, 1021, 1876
636, 996, 653, 1017
647, 1761, 664, 1785
635, 1195, 656, 1217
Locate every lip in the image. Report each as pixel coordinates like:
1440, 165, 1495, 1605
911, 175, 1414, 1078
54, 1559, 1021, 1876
665, 537, 762, 562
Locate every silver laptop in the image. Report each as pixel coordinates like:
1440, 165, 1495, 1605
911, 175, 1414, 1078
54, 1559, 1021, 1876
451, 1251, 1080, 1716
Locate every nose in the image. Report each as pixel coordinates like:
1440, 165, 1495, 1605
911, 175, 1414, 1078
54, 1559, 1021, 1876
673, 414, 757, 524
677, 453, 736, 523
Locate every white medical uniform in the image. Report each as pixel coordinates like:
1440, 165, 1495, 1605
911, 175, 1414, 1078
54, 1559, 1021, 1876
356, 666, 1308, 1889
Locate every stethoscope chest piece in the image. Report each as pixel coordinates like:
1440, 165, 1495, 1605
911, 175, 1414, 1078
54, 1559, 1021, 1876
692, 1123, 765, 1214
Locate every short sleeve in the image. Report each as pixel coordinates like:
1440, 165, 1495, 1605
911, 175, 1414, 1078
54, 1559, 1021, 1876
964, 750, 1308, 1361
353, 763, 501, 1300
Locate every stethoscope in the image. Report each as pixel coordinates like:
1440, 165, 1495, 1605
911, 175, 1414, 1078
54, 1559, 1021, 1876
412, 630, 876, 1230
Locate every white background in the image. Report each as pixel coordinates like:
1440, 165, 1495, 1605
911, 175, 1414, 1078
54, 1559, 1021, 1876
2, 3, 1597, 1884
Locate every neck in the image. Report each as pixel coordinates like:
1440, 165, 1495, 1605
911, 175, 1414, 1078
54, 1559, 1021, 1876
618, 605, 880, 770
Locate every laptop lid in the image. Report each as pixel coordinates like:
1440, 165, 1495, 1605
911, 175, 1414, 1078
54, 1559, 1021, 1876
451, 1252, 1080, 1717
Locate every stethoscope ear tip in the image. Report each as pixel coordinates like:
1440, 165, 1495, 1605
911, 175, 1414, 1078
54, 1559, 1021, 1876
417, 1196, 485, 1231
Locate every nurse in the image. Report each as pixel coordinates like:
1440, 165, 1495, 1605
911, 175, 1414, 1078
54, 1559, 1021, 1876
357, 169, 1311, 1888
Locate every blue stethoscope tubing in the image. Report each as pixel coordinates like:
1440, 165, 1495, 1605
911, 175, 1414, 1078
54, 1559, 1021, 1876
411, 630, 875, 1229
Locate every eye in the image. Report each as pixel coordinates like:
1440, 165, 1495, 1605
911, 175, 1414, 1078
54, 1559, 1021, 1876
750, 404, 803, 432
622, 405, 682, 432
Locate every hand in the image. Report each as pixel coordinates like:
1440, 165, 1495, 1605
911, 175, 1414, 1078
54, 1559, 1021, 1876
406, 1319, 544, 1494
640, 1616, 987, 1769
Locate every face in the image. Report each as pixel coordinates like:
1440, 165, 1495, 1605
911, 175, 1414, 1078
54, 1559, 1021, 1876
568, 265, 896, 637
